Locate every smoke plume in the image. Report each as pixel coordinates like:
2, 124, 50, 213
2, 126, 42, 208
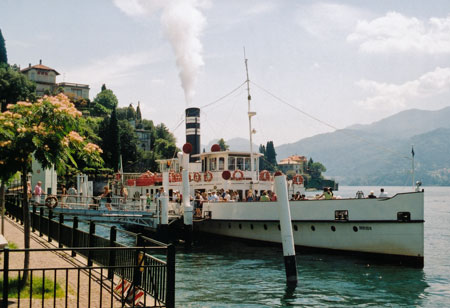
113, 0, 207, 105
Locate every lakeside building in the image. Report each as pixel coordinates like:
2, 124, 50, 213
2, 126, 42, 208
20, 60, 89, 99
278, 155, 307, 174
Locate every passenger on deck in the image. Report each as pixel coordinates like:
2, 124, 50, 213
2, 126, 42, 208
379, 188, 388, 198
246, 190, 254, 202
99, 186, 112, 210
232, 191, 240, 202
224, 190, 231, 201
368, 191, 377, 199
318, 187, 333, 200
121, 186, 128, 203
260, 191, 270, 202
270, 191, 277, 202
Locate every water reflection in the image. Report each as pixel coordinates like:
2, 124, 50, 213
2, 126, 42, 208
175, 237, 428, 307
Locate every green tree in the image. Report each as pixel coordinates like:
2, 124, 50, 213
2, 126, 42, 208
154, 139, 177, 159
0, 94, 103, 287
265, 141, 278, 171
136, 102, 142, 122
0, 64, 36, 111
91, 87, 118, 115
127, 104, 136, 121
118, 120, 141, 171
98, 109, 120, 171
101, 83, 106, 92
259, 144, 266, 170
218, 138, 229, 151
0, 29, 7, 64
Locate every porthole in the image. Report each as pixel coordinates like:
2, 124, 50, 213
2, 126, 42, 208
228, 223, 231, 229
264, 224, 268, 230
250, 224, 254, 230
239, 224, 242, 229
331, 226, 336, 232
311, 226, 315, 231
293, 225, 298, 231
277, 224, 281, 231
353, 226, 358, 232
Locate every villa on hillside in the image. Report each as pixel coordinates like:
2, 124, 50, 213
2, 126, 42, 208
278, 155, 307, 174
20, 60, 89, 99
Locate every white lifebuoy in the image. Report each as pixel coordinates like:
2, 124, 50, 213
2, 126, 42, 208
233, 170, 244, 181
204, 171, 213, 182
293, 174, 304, 185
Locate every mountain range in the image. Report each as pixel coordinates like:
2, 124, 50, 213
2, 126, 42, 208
207, 106, 450, 185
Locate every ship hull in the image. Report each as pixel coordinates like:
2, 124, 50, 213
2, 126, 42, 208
195, 191, 424, 267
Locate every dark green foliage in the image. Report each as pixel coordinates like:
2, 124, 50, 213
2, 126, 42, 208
136, 102, 142, 121
118, 120, 141, 171
218, 138, 229, 151
127, 104, 136, 120
110, 108, 120, 171
101, 83, 106, 91
0, 64, 36, 111
0, 29, 7, 64
265, 141, 278, 171
91, 88, 118, 115
259, 144, 266, 170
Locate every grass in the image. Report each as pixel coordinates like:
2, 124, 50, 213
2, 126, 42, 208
7, 241, 18, 249
0, 276, 65, 298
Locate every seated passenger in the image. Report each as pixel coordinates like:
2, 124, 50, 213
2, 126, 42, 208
260, 191, 270, 202
246, 190, 254, 202
368, 191, 377, 199
379, 188, 388, 198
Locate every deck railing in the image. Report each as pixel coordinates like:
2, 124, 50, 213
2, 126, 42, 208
3, 195, 175, 308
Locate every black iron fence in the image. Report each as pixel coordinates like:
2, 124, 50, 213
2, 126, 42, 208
3, 195, 175, 308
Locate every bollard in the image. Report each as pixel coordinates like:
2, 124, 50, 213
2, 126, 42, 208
274, 173, 298, 286
3, 247, 9, 308
166, 244, 176, 308
58, 213, 64, 248
88, 221, 95, 266
108, 226, 117, 279
48, 209, 53, 242
39, 207, 44, 237
181, 151, 193, 249
71, 217, 79, 257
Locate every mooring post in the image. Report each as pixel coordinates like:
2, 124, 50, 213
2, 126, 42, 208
274, 172, 298, 286
2, 247, 9, 308
71, 216, 78, 257
88, 221, 95, 266
58, 213, 64, 248
180, 150, 193, 249
166, 244, 176, 308
48, 209, 53, 242
157, 172, 170, 243
108, 226, 117, 279
39, 207, 44, 237
32, 204, 36, 232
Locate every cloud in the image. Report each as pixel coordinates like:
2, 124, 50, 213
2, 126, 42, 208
245, 2, 277, 16
356, 67, 450, 110
295, 3, 368, 38
348, 12, 450, 54
64, 52, 158, 92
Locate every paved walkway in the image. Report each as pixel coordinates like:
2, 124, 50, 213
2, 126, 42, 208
0, 216, 151, 307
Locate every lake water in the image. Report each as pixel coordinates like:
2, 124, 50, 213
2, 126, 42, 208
89, 186, 449, 307
171, 186, 450, 307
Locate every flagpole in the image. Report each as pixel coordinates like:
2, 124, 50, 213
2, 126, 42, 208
411, 145, 415, 189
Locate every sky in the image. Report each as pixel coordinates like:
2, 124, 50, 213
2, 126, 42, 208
2, 0, 450, 149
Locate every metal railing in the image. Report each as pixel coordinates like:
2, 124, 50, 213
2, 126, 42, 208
3, 195, 175, 308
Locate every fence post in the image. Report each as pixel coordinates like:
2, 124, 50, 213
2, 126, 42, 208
71, 216, 78, 257
58, 213, 64, 248
88, 221, 95, 266
2, 247, 9, 308
107, 226, 117, 280
19, 198, 23, 225
32, 205, 36, 232
166, 244, 176, 308
39, 207, 44, 237
48, 209, 53, 242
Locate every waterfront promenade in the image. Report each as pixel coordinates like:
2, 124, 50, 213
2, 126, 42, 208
1, 216, 134, 307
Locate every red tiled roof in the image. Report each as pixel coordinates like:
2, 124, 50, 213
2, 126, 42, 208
21, 64, 60, 75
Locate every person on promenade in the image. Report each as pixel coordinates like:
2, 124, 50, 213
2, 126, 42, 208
34, 181, 42, 204
61, 184, 67, 207
99, 186, 112, 210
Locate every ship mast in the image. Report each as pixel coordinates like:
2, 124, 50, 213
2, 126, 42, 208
244, 50, 256, 181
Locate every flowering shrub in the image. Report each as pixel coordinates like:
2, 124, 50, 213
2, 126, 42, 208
0, 94, 103, 178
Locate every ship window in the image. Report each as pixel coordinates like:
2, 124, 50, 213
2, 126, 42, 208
264, 224, 268, 230
311, 226, 315, 231
250, 224, 254, 230
293, 225, 298, 231
228, 157, 235, 170
397, 212, 411, 222
218, 157, 225, 170
237, 157, 244, 170
210, 158, 217, 171
331, 226, 336, 232
335, 210, 349, 221
277, 224, 280, 231
244, 158, 251, 171
353, 226, 358, 232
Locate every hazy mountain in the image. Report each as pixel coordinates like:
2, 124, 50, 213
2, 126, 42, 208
203, 138, 258, 152
275, 107, 450, 185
